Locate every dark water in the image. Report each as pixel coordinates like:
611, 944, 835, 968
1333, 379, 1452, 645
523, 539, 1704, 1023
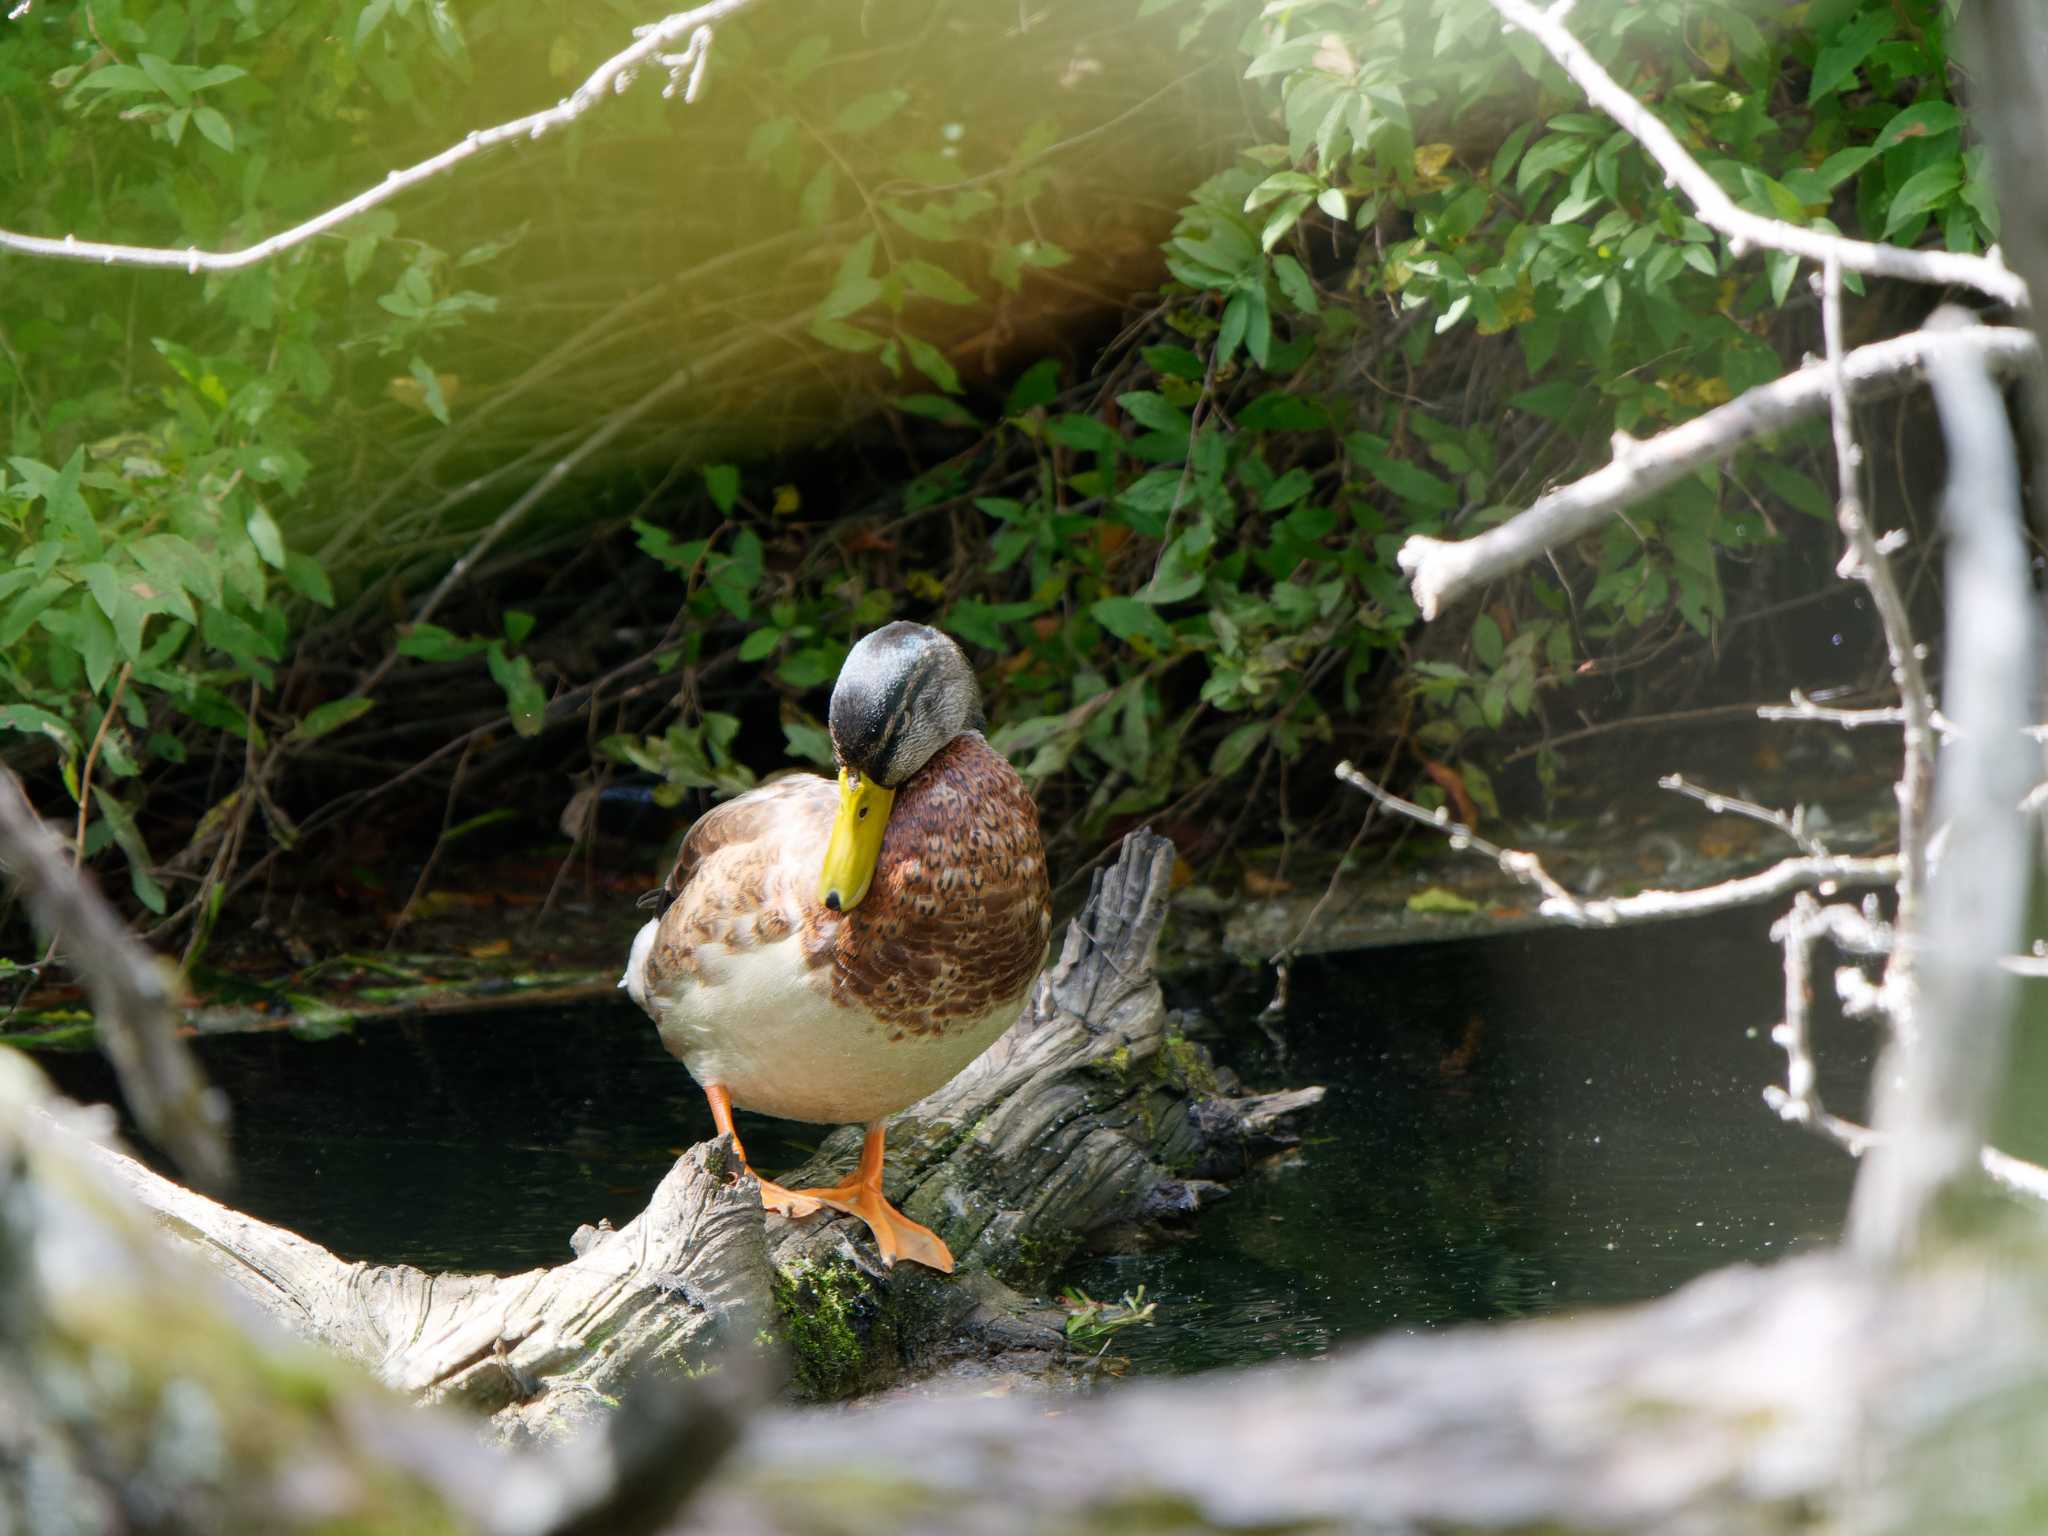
37, 907, 1868, 1370
1071, 906, 1870, 1372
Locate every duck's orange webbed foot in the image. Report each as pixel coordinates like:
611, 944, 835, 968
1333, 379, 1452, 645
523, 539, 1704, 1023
779, 1129, 954, 1272
702, 1089, 952, 1271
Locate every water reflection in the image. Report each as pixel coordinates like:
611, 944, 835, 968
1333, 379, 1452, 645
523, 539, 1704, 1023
1072, 906, 1869, 1373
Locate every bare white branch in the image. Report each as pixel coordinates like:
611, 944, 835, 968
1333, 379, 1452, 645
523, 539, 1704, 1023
1658, 773, 1831, 858
1332, 761, 1898, 929
0, 0, 754, 273
1397, 325, 2038, 620
1757, 691, 1907, 729
1817, 261, 1937, 974
1487, 0, 2027, 308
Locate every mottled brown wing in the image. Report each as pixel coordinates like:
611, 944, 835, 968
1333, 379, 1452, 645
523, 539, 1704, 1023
643, 774, 838, 995
662, 774, 837, 895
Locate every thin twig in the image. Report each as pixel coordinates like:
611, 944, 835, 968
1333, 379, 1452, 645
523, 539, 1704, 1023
1817, 258, 1935, 1010
72, 663, 132, 868
386, 738, 477, 949
1658, 773, 1831, 858
1332, 761, 1897, 927
0, 2, 753, 272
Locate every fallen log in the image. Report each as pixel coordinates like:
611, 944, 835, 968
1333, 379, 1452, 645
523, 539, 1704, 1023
90, 829, 1325, 1428
682, 1246, 2048, 1535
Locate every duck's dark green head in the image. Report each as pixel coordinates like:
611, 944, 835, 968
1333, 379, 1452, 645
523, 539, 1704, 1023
817, 623, 982, 912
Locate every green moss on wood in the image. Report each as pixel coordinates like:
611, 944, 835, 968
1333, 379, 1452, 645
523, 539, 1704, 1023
773, 1259, 884, 1401
1159, 1033, 1222, 1098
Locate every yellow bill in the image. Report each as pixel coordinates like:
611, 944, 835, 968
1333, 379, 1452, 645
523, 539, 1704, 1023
818, 768, 895, 912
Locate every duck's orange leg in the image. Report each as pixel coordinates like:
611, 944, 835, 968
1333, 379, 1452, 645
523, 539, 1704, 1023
702, 1083, 824, 1218
777, 1121, 953, 1272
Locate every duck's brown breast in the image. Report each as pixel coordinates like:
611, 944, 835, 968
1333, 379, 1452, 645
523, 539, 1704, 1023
802, 733, 1051, 1039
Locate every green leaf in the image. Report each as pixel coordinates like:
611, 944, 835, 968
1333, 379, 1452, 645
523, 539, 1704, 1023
1006, 358, 1063, 415
1874, 101, 1961, 153
896, 393, 981, 427
783, 719, 836, 767
1755, 460, 1834, 520
76, 598, 119, 693
820, 233, 879, 320
896, 259, 979, 306
1143, 526, 1210, 604
809, 316, 883, 353
798, 164, 835, 228
246, 504, 287, 569
1507, 381, 1582, 421
0, 705, 80, 756
487, 642, 547, 737
703, 463, 741, 514
1809, 11, 1894, 103
92, 788, 165, 914
136, 53, 192, 107
881, 201, 959, 242
1518, 133, 1587, 193
903, 334, 960, 394
0, 577, 71, 647
1242, 284, 1273, 367
1407, 885, 1478, 914
1365, 457, 1457, 511
1217, 291, 1250, 365
1091, 595, 1173, 647
75, 63, 159, 96
1884, 161, 1963, 236
1471, 612, 1503, 667
406, 357, 450, 425
1047, 414, 1121, 455
1236, 392, 1328, 430
833, 88, 910, 135
396, 622, 488, 662
1118, 391, 1191, 436
1260, 468, 1314, 511
740, 627, 782, 662
192, 105, 234, 152
1209, 720, 1267, 778
289, 697, 376, 743
1271, 254, 1318, 314
12, 450, 98, 559
284, 551, 334, 606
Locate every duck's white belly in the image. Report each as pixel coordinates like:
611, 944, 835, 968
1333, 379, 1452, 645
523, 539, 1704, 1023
625, 919, 1020, 1125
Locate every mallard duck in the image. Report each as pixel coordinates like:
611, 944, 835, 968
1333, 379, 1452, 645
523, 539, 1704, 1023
621, 622, 1051, 1271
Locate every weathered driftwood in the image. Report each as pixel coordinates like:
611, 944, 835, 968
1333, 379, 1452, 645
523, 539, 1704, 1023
684, 1246, 2048, 1536
88, 830, 1324, 1425
0, 1050, 753, 1536
0, 765, 229, 1185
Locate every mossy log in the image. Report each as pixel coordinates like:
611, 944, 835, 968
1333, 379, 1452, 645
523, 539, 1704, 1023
88, 830, 1324, 1428
680, 1245, 2048, 1536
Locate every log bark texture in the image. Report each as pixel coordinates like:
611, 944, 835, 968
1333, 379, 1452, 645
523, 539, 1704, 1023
676, 1246, 2048, 1536
90, 830, 1324, 1427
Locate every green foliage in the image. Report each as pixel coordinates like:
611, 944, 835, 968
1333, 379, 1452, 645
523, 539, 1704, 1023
1059, 1284, 1158, 1344
0, 0, 1992, 936
601, 0, 1981, 847
987, 0, 1983, 805
0, 0, 501, 907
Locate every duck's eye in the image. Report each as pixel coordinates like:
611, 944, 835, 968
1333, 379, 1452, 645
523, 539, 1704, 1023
859, 805, 869, 819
